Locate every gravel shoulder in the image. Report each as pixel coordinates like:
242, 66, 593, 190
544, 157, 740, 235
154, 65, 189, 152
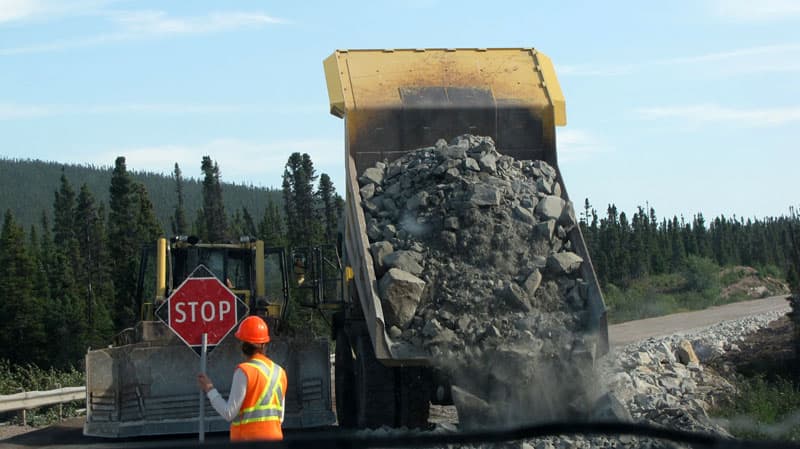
609, 295, 790, 347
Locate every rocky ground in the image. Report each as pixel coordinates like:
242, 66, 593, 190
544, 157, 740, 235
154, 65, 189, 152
357, 308, 793, 449
421, 308, 793, 448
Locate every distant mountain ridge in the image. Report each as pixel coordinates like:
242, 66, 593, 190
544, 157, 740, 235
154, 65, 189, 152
0, 158, 281, 233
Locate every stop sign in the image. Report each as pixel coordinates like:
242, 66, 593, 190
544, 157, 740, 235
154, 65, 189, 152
156, 265, 249, 353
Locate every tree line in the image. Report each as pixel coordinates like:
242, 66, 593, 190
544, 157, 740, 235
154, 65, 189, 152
0, 153, 341, 370
0, 158, 281, 232
580, 200, 800, 289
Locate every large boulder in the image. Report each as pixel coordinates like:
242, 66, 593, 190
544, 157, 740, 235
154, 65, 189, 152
359, 167, 384, 186
470, 184, 501, 207
547, 252, 584, 275
523, 269, 543, 297
535, 196, 566, 221
378, 268, 426, 329
369, 241, 394, 276
675, 340, 700, 365
383, 250, 424, 276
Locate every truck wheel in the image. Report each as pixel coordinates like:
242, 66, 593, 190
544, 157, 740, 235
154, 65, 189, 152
396, 367, 431, 429
335, 329, 357, 428
354, 334, 396, 428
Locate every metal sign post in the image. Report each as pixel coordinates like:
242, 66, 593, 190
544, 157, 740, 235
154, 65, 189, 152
199, 333, 207, 443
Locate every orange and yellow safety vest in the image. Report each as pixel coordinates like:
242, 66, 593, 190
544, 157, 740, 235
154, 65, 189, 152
229, 353, 287, 441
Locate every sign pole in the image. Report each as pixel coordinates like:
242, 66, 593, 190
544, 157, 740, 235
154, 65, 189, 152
199, 333, 208, 443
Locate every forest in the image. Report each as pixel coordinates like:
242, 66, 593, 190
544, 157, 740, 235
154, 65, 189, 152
0, 155, 797, 371
0, 154, 341, 371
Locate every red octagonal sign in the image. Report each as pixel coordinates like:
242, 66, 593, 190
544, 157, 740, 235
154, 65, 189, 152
157, 265, 249, 353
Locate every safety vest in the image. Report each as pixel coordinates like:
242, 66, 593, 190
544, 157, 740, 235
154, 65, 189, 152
229, 354, 287, 441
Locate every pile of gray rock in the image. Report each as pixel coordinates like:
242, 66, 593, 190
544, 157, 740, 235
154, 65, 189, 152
359, 135, 598, 426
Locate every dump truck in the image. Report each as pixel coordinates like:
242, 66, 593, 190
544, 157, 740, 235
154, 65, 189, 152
83, 238, 337, 437
324, 48, 609, 428
83, 47, 608, 437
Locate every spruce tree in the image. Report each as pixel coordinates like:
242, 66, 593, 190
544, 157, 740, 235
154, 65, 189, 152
259, 197, 285, 247
201, 156, 228, 242
133, 183, 163, 241
108, 157, 138, 329
75, 185, 115, 347
241, 207, 257, 237
282, 153, 303, 247
317, 173, 339, 244
0, 211, 48, 366
171, 163, 188, 236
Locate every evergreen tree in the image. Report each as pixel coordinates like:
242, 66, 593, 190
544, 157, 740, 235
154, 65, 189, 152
669, 216, 686, 269
28, 225, 51, 308
50, 175, 88, 365
53, 171, 76, 245
259, 197, 285, 247
192, 208, 207, 240
75, 185, 115, 348
0, 211, 48, 366
282, 154, 302, 247
171, 163, 188, 236
692, 213, 710, 258
108, 157, 139, 329
241, 207, 257, 237
317, 173, 339, 244
133, 183, 163, 241
201, 156, 228, 241
281, 153, 322, 248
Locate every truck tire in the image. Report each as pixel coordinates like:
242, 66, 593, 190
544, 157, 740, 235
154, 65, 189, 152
335, 329, 357, 428
396, 367, 431, 429
353, 334, 396, 428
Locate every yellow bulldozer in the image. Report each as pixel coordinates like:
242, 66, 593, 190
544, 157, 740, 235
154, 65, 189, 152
83, 47, 608, 437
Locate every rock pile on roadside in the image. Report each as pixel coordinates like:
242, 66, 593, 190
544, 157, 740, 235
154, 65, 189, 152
358, 135, 601, 426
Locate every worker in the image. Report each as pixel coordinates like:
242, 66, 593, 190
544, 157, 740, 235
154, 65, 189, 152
197, 316, 287, 441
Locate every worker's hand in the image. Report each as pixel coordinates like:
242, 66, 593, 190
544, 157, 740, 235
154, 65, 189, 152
197, 373, 214, 393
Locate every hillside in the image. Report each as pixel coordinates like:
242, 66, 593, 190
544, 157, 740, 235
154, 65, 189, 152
0, 158, 281, 233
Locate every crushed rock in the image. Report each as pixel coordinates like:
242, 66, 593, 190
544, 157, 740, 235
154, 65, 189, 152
359, 135, 600, 427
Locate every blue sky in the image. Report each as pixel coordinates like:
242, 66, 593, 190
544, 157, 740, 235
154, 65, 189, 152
0, 0, 797, 220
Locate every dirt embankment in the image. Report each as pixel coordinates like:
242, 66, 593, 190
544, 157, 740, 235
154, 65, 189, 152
720, 266, 789, 301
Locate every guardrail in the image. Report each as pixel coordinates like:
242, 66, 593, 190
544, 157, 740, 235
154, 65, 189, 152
0, 387, 85, 425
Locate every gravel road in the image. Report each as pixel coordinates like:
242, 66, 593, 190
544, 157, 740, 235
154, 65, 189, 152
609, 295, 790, 347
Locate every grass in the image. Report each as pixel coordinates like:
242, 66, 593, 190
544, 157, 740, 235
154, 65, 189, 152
603, 257, 785, 324
604, 275, 722, 324
0, 359, 84, 427
713, 376, 800, 442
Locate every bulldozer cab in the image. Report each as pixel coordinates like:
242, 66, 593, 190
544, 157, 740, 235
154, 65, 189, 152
136, 237, 291, 323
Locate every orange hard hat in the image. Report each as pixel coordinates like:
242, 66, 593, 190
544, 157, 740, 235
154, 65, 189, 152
235, 316, 270, 344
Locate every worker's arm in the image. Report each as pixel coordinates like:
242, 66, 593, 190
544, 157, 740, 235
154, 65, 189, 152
198, 369, 247, 422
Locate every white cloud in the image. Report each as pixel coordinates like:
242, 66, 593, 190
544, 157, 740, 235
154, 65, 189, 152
110, 10, 286, 36
0, 0, 41, 23
636, 104, 800, 127
0, 0, 112, 24
0, 102, 251, 119
0, 8, 287, 55
711, 0, 800, 21
556, 129, 609, 162
91, 138, 345, 190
